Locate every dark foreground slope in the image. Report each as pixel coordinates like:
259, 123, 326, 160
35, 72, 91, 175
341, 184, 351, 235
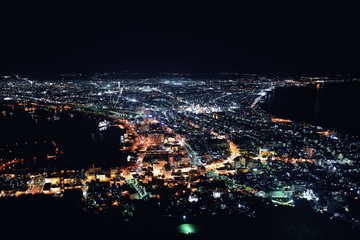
1, 194, 359, 240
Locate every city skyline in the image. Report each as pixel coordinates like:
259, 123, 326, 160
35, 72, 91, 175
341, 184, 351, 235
0, 73, 360, 239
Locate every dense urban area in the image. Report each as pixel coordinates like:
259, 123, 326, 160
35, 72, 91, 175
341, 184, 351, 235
1, 72, 360, 238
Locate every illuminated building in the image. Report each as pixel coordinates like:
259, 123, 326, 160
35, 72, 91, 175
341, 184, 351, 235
152, 160, 166, 177
147, 133, 164, 145
197, 165, 206, 176
168, 154, 174, 166
181, 157, 190, 166
188, 194, 199, 202
164, 163, 172, 179
304, 145, 314, 158
213, 190, 221, 198
233, 156, 242, 169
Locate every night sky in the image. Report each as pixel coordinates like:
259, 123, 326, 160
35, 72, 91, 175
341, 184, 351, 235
1, 1, 359, 76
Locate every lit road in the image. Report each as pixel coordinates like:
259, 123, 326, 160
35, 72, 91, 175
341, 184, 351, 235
183, 143, 202, 166
0, 159, 23, 172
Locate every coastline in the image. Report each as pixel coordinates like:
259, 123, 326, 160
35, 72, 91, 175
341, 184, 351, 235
258, 81, 360, 137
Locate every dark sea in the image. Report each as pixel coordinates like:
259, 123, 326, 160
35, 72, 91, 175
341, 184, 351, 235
260, 81, 360, 137
0, 103, 126, 170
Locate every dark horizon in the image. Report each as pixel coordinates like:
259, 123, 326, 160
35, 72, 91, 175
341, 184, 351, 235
1, 1, 360, 77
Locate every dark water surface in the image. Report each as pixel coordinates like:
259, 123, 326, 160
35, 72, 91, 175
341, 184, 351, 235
261, 81, 360, 137
0, 103, 126, 170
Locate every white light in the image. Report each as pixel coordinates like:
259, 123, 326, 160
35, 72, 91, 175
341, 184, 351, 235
213, 191, 221, 198
188, 195, 199, 202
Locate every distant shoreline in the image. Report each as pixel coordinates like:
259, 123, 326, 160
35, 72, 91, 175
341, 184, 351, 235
260, 81, 360, 137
